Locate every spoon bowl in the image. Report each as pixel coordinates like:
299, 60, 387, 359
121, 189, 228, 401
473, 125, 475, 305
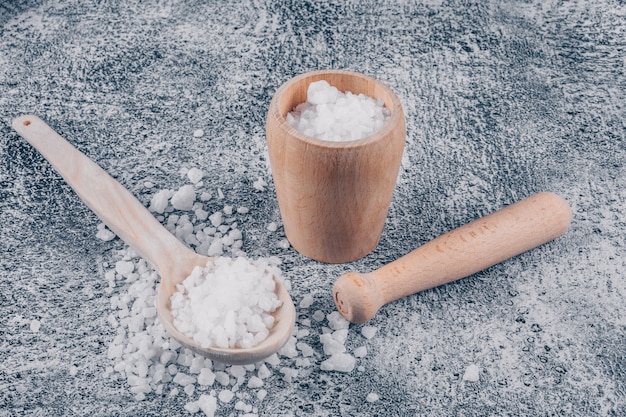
12, 114, 295, 365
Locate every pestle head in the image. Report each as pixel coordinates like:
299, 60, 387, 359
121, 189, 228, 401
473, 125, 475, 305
332, 271, 384, 324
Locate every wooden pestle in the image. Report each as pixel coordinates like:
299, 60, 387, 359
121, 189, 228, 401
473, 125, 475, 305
332, 192, 573, 324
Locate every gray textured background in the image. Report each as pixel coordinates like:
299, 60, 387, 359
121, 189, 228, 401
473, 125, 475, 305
1, 0, 625, 416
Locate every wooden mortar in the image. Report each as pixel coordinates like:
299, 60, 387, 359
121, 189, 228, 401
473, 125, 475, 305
266, 70, 406, 263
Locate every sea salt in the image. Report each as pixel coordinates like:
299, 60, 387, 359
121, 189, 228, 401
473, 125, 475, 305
187, 167, 205, 184
287, 80, 390, 142
463, 364, 481, 382
320, 353, 356, 373
366, 392, 380, 403
170, 257, 283, 349
29, 319, 41, 333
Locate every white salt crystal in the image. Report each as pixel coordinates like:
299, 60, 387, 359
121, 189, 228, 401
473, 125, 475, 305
198, 394, 217, 416
173, 372, 196, 386
266, 222, 277, 232
361, 325, 378, 339
184, 401, 200, 413
228, 365, 246, 379
327, 311, 350, 330
29, 319, 41, 333
149, 189, 173, 213
257, 364, 272, 380
96, 224, 116, 241
320, 333, 346, 356
208, 211, 223, 227
312, 310, 325, 322
257, 389, 267, 402
69, 365, 78, 376
206, 239, 223, 257
279, 367, 298, 382
296, 342, 315, 357
215, 371, 230, 386
307, 80, 340, 105
197, 368, 216, 386
171, 185, 196, 210
278, 336, 298, 358
247, 376, 263, 388
237, 207, 249, 214
320, 353, 356, 373
252, 177, 267, 191
299, 295, 315, 309
218, 389, 234, 403
366, 392, 380, 403
354, 346, 368, 358
277, 239, 290, 249
187, 167, 205, 183
193, 129, 204, 138
463, 364, 480, 382
115, 261, 135, 278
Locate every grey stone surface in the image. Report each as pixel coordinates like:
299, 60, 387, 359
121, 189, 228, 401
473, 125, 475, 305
1, 0, 625, 416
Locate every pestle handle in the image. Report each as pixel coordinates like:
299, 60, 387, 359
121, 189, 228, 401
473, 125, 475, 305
332, 192, 573, 324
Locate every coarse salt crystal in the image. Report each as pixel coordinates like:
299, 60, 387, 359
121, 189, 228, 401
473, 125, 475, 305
187, 167, 205, 184
171, 185, 196, 211
463, 364, 480, 382
320, 352, 356, 373
29, 319, 41, 332
366, 392, 380, 403
361, 325, 378, 339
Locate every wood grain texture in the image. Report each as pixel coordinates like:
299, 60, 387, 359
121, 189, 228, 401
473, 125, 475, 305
266, 70, 406, 263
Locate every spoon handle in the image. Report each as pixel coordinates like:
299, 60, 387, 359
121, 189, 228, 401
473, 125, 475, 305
333, 192, 573, 323
12, 114, 187, 274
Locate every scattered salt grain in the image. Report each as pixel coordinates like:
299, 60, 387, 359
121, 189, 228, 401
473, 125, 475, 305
312, 310, 325, 322
266, 222, 278, 232
149, 189, 173, 214
29, 319, 41, 333
171, 184, 196, 210
361, 325, 378, 339
69, 365, 78, 376
115, 261, 134, 278
187, 168, 205, 184
366, 392, 380, 403
96, 223, 116, 241
247, 376, 264, 388
218, 389, 234, 403
354, 346, 368, 358
320, 353, 356, 373
252, 177, 267, 191
198, 393, 217, 416
193, 129, 204, 138
197, 368, 216, 386
463, 364, 481, 382
257, 389, 267, 402
299, 295, 315, 309
327, 311, 350, 330
287, 80, 390, 142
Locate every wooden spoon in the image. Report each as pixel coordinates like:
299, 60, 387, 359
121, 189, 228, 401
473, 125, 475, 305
12, 114, 295, 365
333, 192, 572, 324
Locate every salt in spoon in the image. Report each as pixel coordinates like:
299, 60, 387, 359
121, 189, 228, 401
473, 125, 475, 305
12, 114, 296, 365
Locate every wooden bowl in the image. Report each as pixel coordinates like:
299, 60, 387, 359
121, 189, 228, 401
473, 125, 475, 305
266, 69, 406, 263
